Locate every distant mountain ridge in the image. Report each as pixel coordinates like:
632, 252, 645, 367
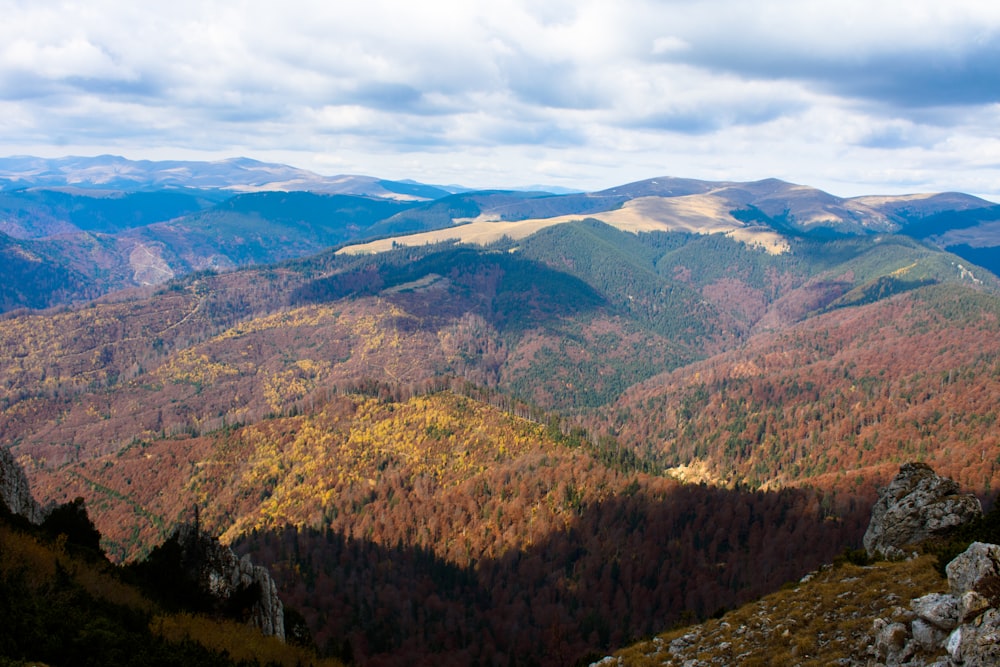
1, 155, 999, 316
0, 155, 457, 200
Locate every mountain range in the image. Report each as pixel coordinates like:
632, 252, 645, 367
0, 154, 459, 199
2, 155, 1000, 665
1, 156, 998, 314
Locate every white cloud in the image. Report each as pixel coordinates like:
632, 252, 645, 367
0, 37, 130, 81
0, 0, 997, 198
651, 37, 689, 56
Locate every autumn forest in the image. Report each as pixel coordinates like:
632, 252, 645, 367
3, 171, 1000, 665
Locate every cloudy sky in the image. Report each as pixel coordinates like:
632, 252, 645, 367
2, 0, 999, 198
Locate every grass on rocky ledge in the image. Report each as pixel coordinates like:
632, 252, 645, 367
611, 554, 945, 666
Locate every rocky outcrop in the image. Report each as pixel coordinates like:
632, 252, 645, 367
173, 523, 285, 640
588, 464, 995, 666
869, 542, 1000, 666
864, 463, 982, 559
0, 446, 41, 523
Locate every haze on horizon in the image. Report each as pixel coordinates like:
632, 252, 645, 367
2, 0, 999, 200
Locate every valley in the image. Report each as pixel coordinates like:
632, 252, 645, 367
2, 157, 1000, 665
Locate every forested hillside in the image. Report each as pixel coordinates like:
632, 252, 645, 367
2, 190, 999, 664
590, 284, 1000, 495
3, 164, 999, 314
27, 389, 863, 666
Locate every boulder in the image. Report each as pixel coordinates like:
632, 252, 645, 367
860, 467, 999, 666
940, 544, 1000, 665
959, 590, 992, 623
911, 593, 958, 631
945, 542, 1000, 601
863, 463, 982, 559
945, 608, 1000, 665
872, 619, 910, 662
911, 618, 947, 652
868, 541, 1000, 666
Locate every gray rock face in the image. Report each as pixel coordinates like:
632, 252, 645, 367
945, 608, 1000, 665
911, 593, 959, 631
863, 462, 982, 559
867, 542, 1000, 667
945, 542, 1000, 600
0, 446, 41, 523
872, 619, 911, 663
959, 590, 992, 623
861, 466, 999, 666
173, 523, 285, 640
911, 618, 947, 652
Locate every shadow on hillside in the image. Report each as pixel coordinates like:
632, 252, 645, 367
232, 482, 871, 667
288, 246, 608, 332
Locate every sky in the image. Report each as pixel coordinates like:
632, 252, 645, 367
2, 0, 1000, 199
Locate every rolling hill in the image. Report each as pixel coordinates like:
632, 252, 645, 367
3, 157, 1000, 664
20, 389, 867, 665
1, 156, 998, 314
